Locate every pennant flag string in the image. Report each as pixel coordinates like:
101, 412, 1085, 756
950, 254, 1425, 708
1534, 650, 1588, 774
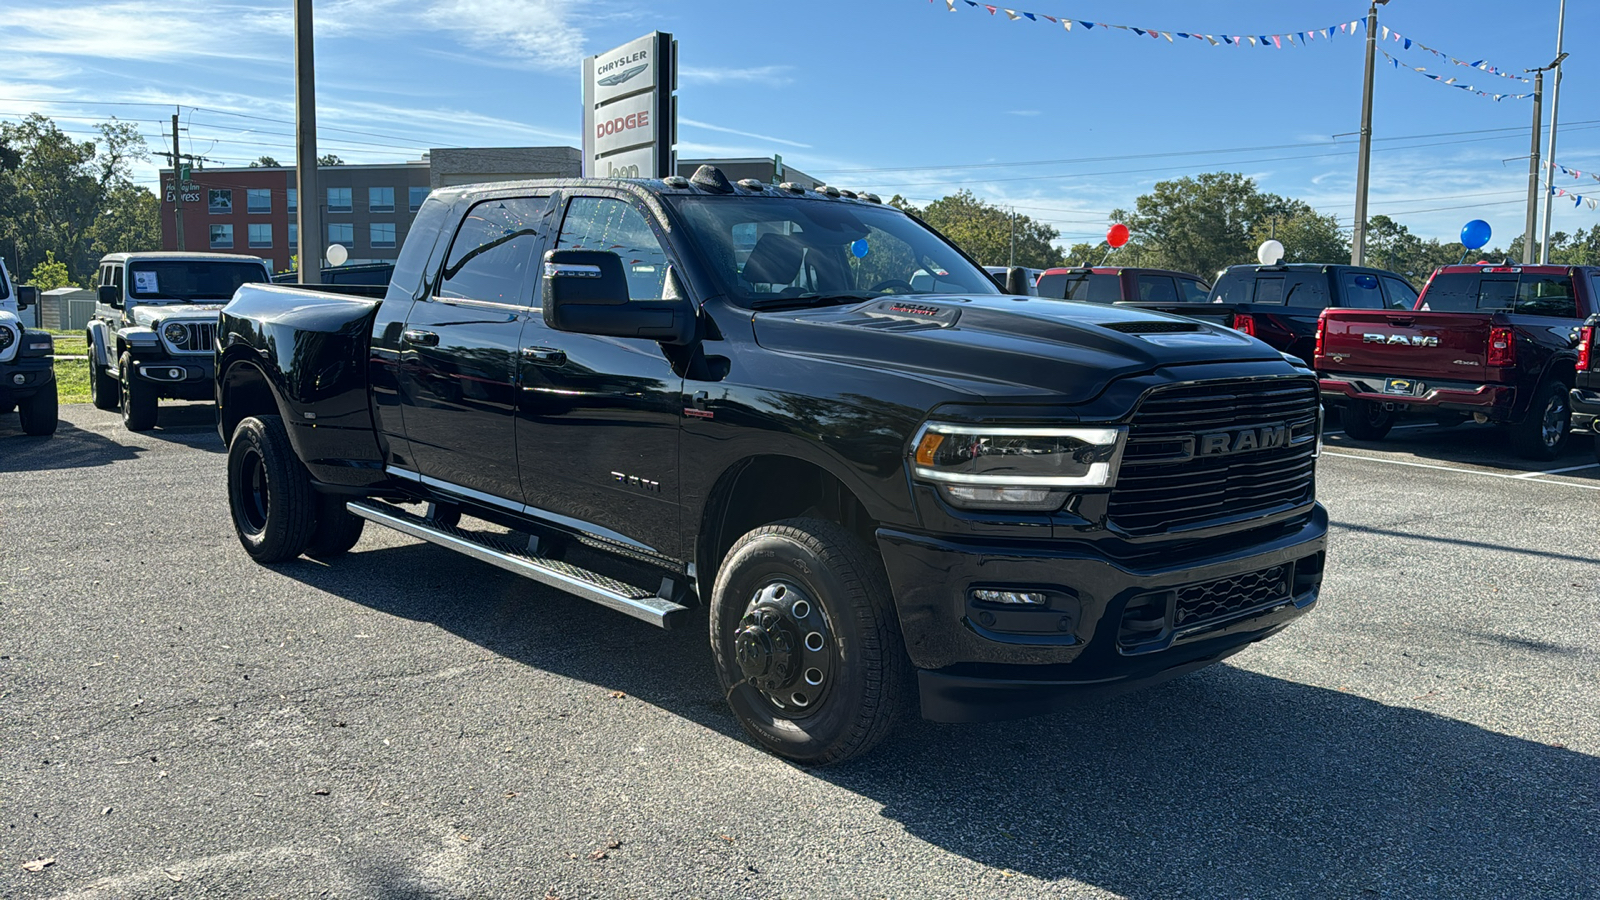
1549, 184, 1600, 213
929, 0, 1532, 84
1379, 49, 1532, 101
1550, 161, 1600, 186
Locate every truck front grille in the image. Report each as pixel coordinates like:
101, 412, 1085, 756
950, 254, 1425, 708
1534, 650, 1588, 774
173, 322, 216, 354
1174, 564, 1291, 628
1108, 378, 1319, 536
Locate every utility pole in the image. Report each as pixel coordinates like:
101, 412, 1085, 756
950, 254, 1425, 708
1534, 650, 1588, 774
1522, 69, 1543, 264
294, 0, 322, 285
170, 113, 186, 251
1350, 0, 1389, 266
1537, 0, 1567, 264
1008, 208, 1016, 267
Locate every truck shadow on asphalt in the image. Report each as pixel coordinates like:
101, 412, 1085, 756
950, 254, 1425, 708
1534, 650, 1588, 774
281, 540, 1599, 898
1325, 420, 1597, 475
0, 405, 222, 471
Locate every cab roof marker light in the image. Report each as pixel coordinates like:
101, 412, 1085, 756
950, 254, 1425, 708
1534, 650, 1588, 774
736, 178, 765, 191
661, 175, 690, 189
778, 182, 807, 194
860, 192, 882, 204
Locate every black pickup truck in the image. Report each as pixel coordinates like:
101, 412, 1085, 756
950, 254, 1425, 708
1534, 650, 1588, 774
1120, 263, 1419, 366
215, 167, 1329, 764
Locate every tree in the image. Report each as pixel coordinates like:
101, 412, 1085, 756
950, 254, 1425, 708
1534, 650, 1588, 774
317, 154, 344, 166
27, 251, 73, 290
0, 115, 155, 284
1112, 173, 1291, 278
898, 190, 1064, 269
249, 155, 282, 168
1250, 205, 1348, 265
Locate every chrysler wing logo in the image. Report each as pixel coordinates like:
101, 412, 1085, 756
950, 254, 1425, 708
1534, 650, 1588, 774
1363, 333, 1440, 347
1196, 423, 1289, 457
597, 63, 649, 87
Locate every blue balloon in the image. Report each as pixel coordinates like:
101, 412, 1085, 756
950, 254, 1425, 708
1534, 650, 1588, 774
1460, 219, 1491, 250
850, 238, 869, 258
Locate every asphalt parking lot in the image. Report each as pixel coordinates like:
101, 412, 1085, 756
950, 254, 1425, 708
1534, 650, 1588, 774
3, 403, 1597, 899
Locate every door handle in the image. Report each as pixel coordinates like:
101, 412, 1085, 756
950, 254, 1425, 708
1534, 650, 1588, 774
403, 329, 439, 346
521, 346, 567, 366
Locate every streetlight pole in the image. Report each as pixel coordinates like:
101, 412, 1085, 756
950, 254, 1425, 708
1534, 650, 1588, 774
294, 0, 322, 285
1537, 0, 1567, 264
1350, 0, 1389, 267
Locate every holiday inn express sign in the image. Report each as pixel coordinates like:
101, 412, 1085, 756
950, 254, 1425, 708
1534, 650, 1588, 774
582, 32, 677, 179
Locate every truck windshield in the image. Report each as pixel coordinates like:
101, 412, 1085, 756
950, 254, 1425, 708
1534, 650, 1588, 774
666, 195, 999, 308
127, 261, 268, 302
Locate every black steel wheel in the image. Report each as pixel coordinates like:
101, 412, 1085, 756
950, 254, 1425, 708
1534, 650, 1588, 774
710, 517, 911, 765
89, 351, 119, 410
17, 381, 58, 436
227, 415, 316, 563
1510, 379, 1570, 461
305, 493, 366, 560
119, 352, 157, 432
1340, 400, 1393, 441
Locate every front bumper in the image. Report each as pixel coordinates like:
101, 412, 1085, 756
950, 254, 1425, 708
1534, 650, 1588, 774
129, 355, 215, 400
1320, 373, 1515, 419
1572, 387, 1600, 434
0, 353, 56, 402
877, 504, 1328, 723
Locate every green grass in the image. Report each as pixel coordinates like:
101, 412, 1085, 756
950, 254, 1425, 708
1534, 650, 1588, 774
42, 331, 91, 404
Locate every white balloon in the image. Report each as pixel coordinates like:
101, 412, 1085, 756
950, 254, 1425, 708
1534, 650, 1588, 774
326, 243, 349, 267
1257, 239, 1285, 266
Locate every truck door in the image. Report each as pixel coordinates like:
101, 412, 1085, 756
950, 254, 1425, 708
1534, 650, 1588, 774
515, 193, 684, 560
396, 194, 552, 505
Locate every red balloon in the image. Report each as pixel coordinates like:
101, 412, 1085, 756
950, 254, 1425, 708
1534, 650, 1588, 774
1107, 223, 1130, 248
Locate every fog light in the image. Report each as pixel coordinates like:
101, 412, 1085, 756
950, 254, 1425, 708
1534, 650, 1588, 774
12, 374, 24, 385
971, 589, 1048, 606
169, 368, 182, 379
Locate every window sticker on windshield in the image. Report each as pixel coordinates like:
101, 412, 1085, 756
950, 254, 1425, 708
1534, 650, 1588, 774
134, 271, 159, 294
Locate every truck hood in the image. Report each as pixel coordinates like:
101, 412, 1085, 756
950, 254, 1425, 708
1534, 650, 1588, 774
751, 295, 1282, 403
131, 304, 226, 327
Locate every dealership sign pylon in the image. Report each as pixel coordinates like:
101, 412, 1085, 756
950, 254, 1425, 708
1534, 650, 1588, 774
582, 32, 677, 179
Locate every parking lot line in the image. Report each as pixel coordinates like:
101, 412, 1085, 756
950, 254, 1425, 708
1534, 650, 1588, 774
1321, 451, 1600, 490
1510, 462, 1600, 479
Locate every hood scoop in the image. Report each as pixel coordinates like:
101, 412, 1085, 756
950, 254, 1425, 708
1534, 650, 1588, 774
1102, 320, 1202, 334
855, 299, 960, 330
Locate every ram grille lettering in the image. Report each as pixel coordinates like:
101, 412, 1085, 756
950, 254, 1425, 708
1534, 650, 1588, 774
1362, 333, 1440, 347
1195, 424, 1289, 457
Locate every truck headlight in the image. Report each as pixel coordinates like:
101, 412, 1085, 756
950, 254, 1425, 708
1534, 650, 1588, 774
0, 327, 14, 352
162, 322, 189, 346
911, 424, 1126, 511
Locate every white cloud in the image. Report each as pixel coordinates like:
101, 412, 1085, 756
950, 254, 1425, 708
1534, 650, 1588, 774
678, 117, 810, 149
679, 65, 793, 87
420, 0, 585, 71
0, 2, 288, 62
1005, 110, 1041, 117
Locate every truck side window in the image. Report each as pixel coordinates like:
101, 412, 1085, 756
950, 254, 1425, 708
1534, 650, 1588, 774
1254, 277, 1285, 305
1381, 277, 1419, 310
1591, 273, 1600, 312
437, 197, 548, 305
1475, 279, 1516, 311
1179, 279, 1209, 303
1285, 274, 1331, 308
1514, 274, 1576, 318
557, 197, 670, 301
1339, 273, 1385, 309
1136, 275, 1177, 302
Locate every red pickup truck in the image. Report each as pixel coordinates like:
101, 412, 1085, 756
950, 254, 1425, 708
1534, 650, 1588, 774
1316, 264, 1598, 460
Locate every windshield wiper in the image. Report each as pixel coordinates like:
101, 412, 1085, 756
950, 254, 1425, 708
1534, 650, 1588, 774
748, 291, 881, 311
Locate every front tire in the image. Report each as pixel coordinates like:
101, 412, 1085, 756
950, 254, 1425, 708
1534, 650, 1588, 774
119, 352, 158, 431
90, 352, 120, 410
17, 382, 58, 436
710, 517, 911, 765
1509, 380, 1570, 461
227, 415, 317, 563
1340, 400, 1393, 441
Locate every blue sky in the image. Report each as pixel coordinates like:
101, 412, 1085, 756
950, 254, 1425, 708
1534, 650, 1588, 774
1, 0, 1595, 248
